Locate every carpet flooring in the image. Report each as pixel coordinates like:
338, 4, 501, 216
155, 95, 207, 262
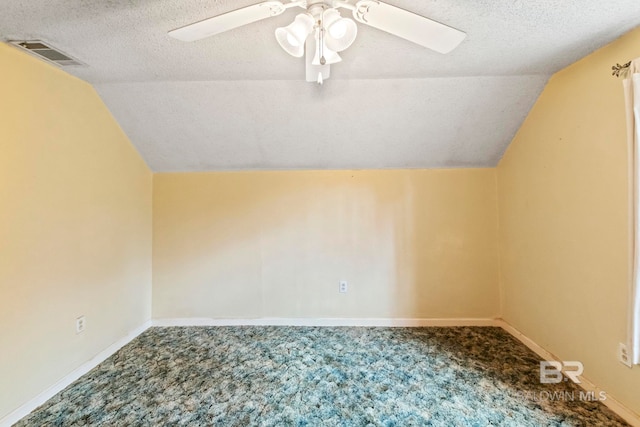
15, 326, 629, 426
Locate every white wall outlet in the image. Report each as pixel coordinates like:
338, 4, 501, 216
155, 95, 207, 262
618, 342, 632, 367
76, 315, 86, 334
339, 280, 348, 293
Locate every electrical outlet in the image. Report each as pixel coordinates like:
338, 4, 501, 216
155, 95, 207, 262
339, 280, 348, 293
618, 342, 632, 367
76, 315, 86, 334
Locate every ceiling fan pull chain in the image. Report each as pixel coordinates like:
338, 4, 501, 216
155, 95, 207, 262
319, 6, 326, 65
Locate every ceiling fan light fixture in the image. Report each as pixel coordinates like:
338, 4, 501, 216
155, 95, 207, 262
275, 13, 314, 57
323, 8, 357, 52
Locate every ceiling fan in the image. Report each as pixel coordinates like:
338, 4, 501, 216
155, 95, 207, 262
169, 0, 466, 84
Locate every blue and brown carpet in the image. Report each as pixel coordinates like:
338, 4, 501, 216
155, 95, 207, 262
14, 326, 629, 426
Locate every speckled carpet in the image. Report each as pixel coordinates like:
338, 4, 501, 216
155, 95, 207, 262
15, 326, 628, 426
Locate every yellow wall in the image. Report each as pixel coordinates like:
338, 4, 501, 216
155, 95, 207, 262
0, 44, 152, 418
6, 22, 640, 421
153, 170, 500, 319
497, 27, 640, 414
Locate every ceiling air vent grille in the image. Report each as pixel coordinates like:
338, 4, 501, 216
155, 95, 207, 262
9, 40, 85, 67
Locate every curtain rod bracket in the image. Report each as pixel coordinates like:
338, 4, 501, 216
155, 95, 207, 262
612, 61, 632, 78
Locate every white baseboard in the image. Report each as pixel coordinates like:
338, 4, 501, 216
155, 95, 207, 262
0, 320, 151, 427
497, 319, 640, 427
152, 317, 500, 327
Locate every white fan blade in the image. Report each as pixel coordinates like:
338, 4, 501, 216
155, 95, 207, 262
352, 0, 466, 53
169, 1, 286, 42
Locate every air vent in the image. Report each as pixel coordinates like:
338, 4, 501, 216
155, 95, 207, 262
9, 40, 85, 67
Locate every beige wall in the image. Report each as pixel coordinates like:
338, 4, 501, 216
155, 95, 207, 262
153, 169, 500, 319
497, 27, 640, 414
0, 44, 152, 418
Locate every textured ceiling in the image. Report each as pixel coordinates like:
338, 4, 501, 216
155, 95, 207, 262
2, 1, 640, 171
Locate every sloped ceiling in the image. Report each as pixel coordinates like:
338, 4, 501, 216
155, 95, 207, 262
2, 1, 640, 171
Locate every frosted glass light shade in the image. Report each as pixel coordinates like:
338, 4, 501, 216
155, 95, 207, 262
275, 13, 314, 57
323, 9, 357, 52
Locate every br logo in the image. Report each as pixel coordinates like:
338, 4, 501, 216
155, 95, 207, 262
540, 361, 583, 384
